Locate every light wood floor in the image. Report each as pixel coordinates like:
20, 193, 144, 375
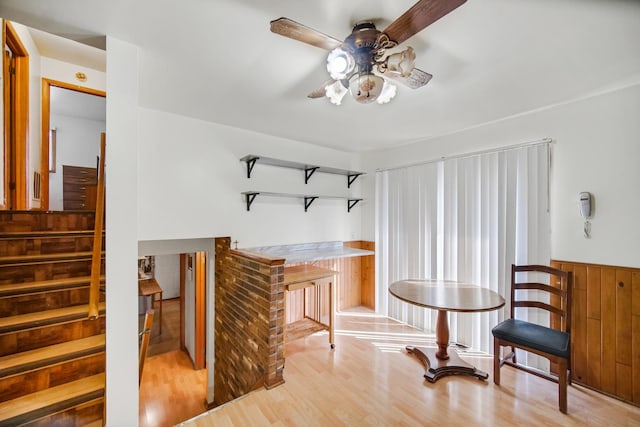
139, 298, 208, 427
181, 311, 640, 427
139, 350, 208, 427
141, 297, 181, 357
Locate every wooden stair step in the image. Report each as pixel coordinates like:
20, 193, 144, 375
0, 275, 105, 297
0, 302, 106, 334
0, 334, 105, 377
0, 230, 100, 239
0, 211, 96, 234
0, 373, 105, 427
0, 251, 104, 266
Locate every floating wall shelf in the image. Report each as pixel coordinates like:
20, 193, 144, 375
240, 155, 365, 188
242, 191, 363, 213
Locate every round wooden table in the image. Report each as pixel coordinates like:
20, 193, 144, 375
389, 279, 505, 382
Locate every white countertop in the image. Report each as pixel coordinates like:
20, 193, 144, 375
243, 241, 373, 265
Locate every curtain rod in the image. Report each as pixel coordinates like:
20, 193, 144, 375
376, 137, 553, 172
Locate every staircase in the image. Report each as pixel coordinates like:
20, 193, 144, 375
0, 210, 106, 427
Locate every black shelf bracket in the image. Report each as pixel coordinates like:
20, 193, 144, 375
245, 157, 259, 179
304, 167, 319, 184
245, 192, 259, 211
347, 173, 362, 188
304, 196, 318, 212
348, 199, 361, 212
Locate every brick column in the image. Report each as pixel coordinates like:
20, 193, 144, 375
213, 237, 285, 406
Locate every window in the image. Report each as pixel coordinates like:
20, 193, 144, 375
376, 142, 550, 357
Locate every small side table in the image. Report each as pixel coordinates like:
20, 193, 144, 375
139, 278, 163, 335
389, 279, 505, 382
283, 265, 338, 349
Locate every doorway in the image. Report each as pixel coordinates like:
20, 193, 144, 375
138, 251, 208, 427
41, 79, 106, 210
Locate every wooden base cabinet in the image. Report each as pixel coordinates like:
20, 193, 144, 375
551, 260, 640, 406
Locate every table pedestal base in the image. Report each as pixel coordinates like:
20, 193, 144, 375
406, 346, 489, 383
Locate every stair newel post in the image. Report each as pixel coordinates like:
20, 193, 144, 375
88, 133, 106, 319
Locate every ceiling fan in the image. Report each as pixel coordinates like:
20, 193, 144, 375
270, 0, 467, 106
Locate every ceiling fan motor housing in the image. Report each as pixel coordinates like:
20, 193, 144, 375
344, 22, 381, 74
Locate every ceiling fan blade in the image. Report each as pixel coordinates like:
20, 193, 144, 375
271, 18, 343, 51
383, 68, 433, 89
382, 0, 467, 45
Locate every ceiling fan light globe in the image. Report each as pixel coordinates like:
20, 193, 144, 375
385, 46, 416, 77
327, 47, 355, 80
325, 80, 348, 105
377, 81, 397, 104
349, 73, 384, 104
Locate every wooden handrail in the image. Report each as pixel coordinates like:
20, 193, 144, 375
139, 309, 155, 386
88, 133, 106, 319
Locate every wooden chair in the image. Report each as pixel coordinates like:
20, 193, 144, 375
492, 264, 572, 413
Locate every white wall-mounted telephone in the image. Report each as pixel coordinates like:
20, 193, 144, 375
579, 192, 592, 219
579, 192, 593, 238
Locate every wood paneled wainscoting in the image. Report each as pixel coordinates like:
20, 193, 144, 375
285, 241, 375, 326
551, 260, 640, 406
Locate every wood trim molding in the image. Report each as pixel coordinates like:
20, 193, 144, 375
552, 259, 640, 272
179, 254, 186, 352
231, 248, 285, 266
2, 23, 8, 209
40, 78, 106, 210
4, 21, 29, 210
194, 251, 206, 370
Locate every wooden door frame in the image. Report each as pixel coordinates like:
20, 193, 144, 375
3, 21, 29, 210
180, 254, 186, 352
194, 252, 207, 370
40, 78, 105, 210
180, 252, 207, 370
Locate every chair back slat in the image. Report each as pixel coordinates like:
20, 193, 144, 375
510, 264, 572, 334
514, 282, 565, 296
513, 301, 564, 317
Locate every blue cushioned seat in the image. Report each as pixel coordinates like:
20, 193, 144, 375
492, 318, 570, 359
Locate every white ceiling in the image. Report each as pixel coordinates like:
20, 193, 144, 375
1, 0, 639, 152
28, 26, 106, 72
50, 86, 105, 122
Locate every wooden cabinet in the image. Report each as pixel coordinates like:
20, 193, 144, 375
63, 165, 97, 210
551, 260, 640, 406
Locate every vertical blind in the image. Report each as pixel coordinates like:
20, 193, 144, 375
375, 142, 551, 358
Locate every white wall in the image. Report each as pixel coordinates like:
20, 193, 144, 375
137, 108, 363, 247
41, 56, 106, 92
48, 113, 105, 210
361, 82, 640, 269
105, 37, 139, 427
154, 253, 180, 299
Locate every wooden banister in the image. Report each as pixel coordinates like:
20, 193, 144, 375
139, 309, 155, 386
88, 133, 106, 319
